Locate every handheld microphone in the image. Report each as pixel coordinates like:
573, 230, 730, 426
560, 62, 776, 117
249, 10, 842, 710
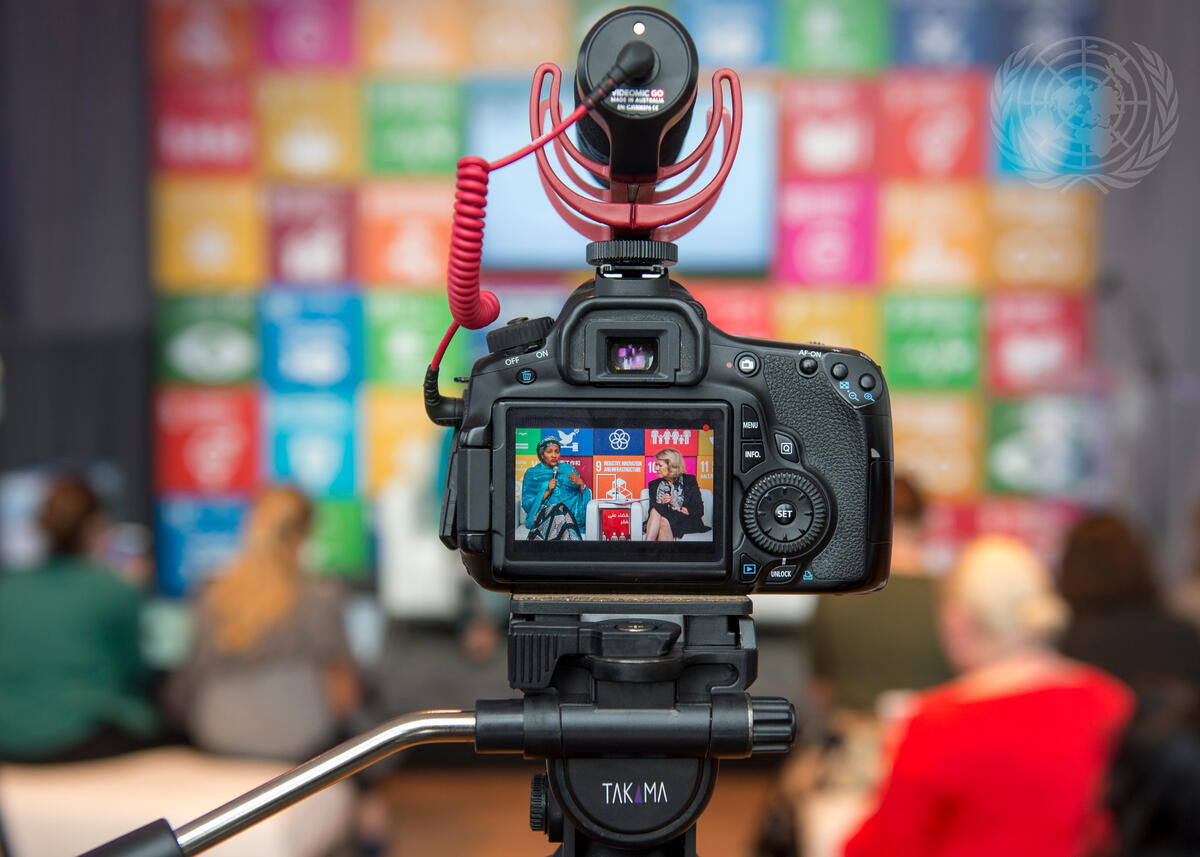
574, 6, 699, 183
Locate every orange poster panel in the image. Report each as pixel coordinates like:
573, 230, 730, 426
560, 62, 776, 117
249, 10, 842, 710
891, 393, 983, 501
769, 292, 881, 357
154, 177, 263, 289
593, 457, 646, 502
358, 182, 455, 286
258, 76, 361, 180
465, 0, 568, 71
360, 0, 468, 73
880, 182, 989, 289
362, 389, 441, 495
989, 186, 1097, 291
149, 0, 254, 77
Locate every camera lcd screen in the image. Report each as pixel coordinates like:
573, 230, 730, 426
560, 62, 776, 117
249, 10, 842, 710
506, 405, 726, 565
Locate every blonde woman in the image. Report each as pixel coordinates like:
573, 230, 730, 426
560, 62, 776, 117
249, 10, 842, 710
844, 535, 1133, 857
171, 485, 360, 760
645, 448, 709, 541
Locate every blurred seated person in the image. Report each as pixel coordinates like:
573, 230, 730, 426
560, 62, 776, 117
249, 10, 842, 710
0, 477, 159, 762
806, 475, 952, 715
169, 485, 361, 761
844, 535, 1133, 857
521, 438, 590, 541
1057, 512, 1200, 693
646, 448, 710, 541
1170, 500, 1200, 631
1105, 681, 1200, 857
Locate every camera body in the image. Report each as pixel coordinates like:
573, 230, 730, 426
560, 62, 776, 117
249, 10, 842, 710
440, 259, 893, 595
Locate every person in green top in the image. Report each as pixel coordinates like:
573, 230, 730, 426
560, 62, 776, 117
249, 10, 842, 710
0, 477, 159, 762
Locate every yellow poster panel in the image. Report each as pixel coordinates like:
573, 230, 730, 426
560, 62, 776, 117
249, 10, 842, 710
770, 292, 880, 358
465, 0, 568, 71
362, 389, 441, 495
696, 456, 714, 494
358, 182, 455, 286
989, 186, 1097, 291
880, 182, 989, 290
360, 0, 468, 73
259, 76, 360, 180
891, 393, 983, 501
153, 178, 262, 290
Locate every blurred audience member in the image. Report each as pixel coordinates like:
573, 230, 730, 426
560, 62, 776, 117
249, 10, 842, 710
1057, 512, 1200, 692
844, 536, 1133, 857
169, 485, 361, 760
1106, 682, 1200, 857
0, 477, 159, 762
807, 474, 953, 714
1170, 501, 1200, 630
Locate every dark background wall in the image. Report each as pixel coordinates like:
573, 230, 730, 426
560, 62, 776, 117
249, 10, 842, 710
0, 0, 1197, 569
0, 0, 151, 522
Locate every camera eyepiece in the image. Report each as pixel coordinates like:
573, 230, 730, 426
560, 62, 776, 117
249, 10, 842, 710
575, 6, 699, 183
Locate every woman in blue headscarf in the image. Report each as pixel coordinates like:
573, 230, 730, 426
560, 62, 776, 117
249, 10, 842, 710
521, 438, 591, 540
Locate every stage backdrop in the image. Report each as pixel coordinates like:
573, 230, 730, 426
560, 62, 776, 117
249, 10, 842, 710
148, 0, 1107, 602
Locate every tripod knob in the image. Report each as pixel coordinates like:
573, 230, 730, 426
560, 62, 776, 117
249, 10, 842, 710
750, 697, 797, 753
530, 772, 549, 832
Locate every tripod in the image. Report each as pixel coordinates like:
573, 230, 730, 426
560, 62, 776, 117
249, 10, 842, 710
80, 596, 795, 857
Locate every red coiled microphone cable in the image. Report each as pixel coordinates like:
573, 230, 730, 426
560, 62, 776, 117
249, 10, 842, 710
426, 42, 655, 425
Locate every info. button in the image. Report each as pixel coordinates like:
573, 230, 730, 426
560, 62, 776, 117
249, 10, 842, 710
765, 565, 798, 585
741, 442, 766, 472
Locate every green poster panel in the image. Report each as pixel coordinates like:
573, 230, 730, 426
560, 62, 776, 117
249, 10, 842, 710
309, 498, 369, 578
780, 0, 888, 72
883, 295, 981, 390
365, 80, 462, 175
364, 292, 469, 386
572, 1, 676, 44
514, 428, 542, 455
156, 295, 259, 384
986, 397, 1105, 497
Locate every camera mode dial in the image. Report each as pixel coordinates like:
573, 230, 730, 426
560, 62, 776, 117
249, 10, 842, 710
742, 470, 828, 557
486, 316, 554, 356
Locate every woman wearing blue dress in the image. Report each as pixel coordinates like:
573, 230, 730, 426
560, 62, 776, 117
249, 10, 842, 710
521, 438, 592, 540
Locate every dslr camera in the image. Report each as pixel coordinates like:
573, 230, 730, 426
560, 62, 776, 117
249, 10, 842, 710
436, 7, 893, 597
439, 267, 894, 595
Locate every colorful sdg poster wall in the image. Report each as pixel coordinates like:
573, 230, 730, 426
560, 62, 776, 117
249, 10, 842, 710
151, 0, 1106, 606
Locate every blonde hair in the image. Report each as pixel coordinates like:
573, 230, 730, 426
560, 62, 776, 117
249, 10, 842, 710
204, 485, 314, 654
945, 534, 1069, 647
655, 448, 685, 478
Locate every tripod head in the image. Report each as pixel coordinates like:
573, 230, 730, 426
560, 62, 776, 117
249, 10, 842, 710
478, 597, 795, 857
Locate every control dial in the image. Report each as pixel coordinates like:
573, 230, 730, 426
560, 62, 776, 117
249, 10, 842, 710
742, 470, 829, 556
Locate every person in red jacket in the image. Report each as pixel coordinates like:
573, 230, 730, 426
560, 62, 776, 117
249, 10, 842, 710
844, 535, 1133, 857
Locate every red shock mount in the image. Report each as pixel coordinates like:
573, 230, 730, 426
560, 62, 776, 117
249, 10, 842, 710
529, 63, 743, 243
443, 64, 742, 341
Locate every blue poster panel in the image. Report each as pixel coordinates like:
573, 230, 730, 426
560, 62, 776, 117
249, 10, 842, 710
156, 497, 248, 597
266, 391, 358, 497
261, 290, 363, 393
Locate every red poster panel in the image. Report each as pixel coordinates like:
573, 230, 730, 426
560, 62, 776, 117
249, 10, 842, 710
687, 282, 772, 339
153, 79, 255, 174
645, 429, 701, 457
879, 72, 986, 178
975, 497, 1085, 565
149, 0, 254, 77
986, 294, 1090, 394
268, 187, 356, 283
922, 499, 978, 575
780, 78, 877, 178
156, 387, 259, 494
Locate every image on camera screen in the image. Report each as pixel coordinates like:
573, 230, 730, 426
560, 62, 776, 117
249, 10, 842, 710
513, 423, 717, 545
